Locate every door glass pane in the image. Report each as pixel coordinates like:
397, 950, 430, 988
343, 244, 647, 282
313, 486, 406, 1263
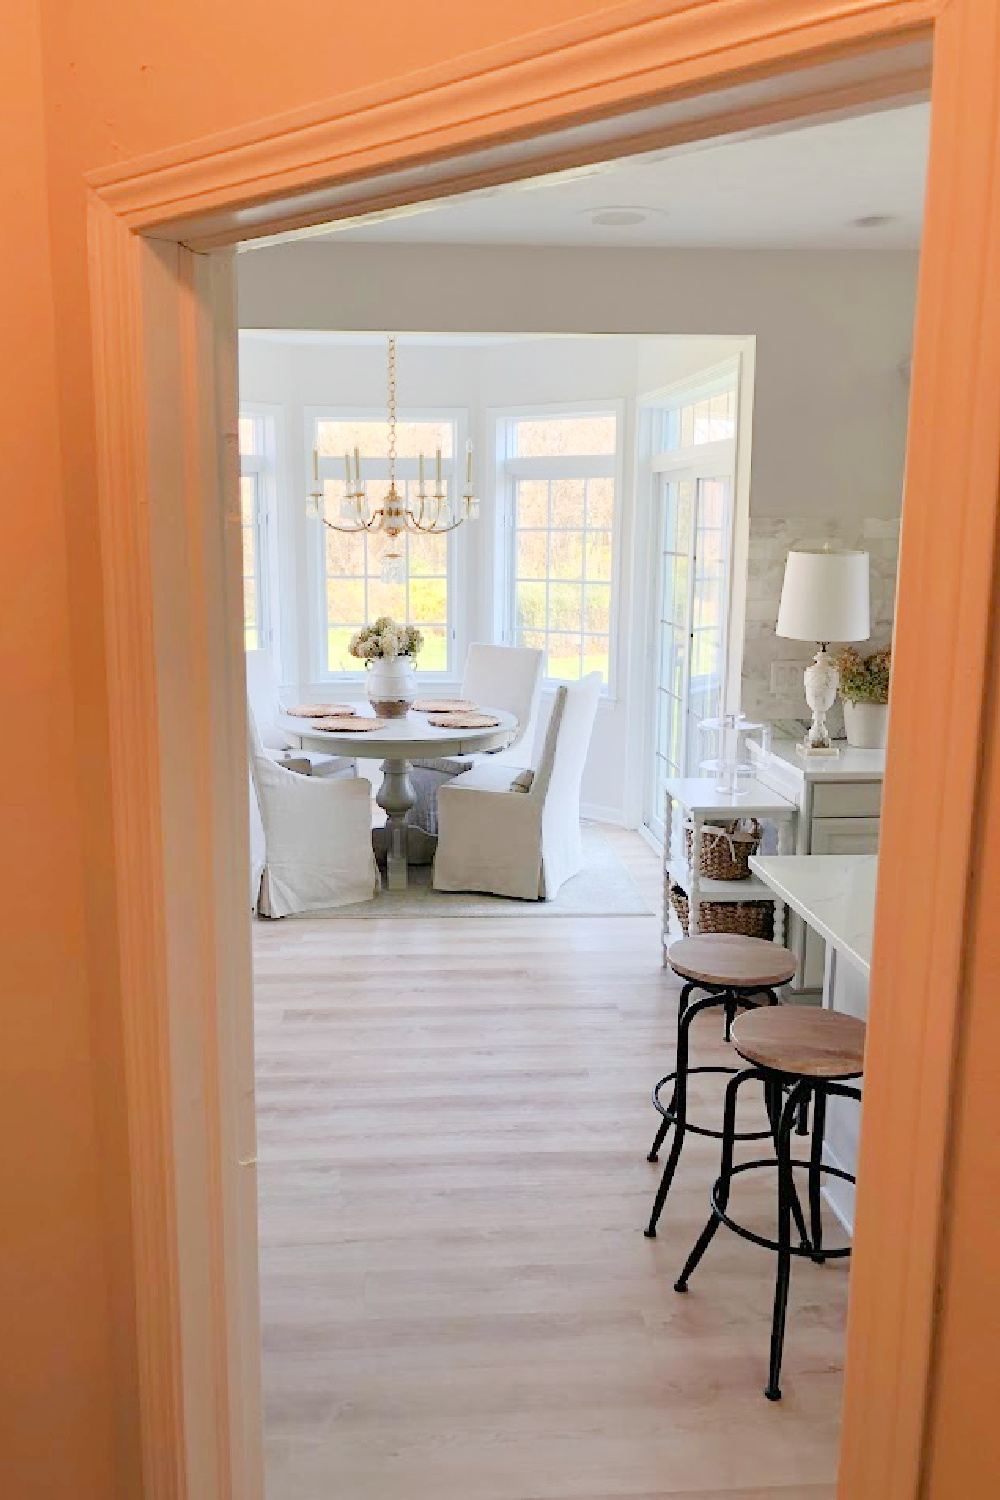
648, 467, 733, 842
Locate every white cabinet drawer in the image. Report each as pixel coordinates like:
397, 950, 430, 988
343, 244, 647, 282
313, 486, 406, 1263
811, 781, 883, 819
810, 816, 881, 855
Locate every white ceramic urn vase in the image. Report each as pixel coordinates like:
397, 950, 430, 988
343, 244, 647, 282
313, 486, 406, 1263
366, 655, 417, 718
842, 700, 888, 749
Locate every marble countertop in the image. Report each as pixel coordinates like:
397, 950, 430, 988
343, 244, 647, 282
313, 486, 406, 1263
750, 737, 886, 782
749, 854, 877, 979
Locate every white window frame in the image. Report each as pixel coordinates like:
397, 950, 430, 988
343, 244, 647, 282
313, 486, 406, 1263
304, 404, 470, 684
639, 363, 741, 844
494, 400, 624, 695
238, 404, 281, 659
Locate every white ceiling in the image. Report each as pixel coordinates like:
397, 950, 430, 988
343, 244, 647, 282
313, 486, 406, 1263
308, 103, 929, 252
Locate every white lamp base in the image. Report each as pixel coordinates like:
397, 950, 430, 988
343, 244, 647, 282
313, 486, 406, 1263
795, 741, 841, 759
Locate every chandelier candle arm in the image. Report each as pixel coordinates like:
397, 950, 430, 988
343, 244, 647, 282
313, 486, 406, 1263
306, 334, 479, 552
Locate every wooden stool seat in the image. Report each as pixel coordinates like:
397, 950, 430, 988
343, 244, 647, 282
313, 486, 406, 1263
732, 1007, 866, 1079
667, 933, 797, 990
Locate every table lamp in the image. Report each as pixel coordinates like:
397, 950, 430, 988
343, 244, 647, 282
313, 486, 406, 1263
775, 548, 870, 755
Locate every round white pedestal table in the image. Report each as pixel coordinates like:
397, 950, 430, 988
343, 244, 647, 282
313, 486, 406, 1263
276, 706, 518, 890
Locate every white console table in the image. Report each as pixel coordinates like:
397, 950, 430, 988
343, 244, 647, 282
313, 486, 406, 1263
662, 777, 797, 964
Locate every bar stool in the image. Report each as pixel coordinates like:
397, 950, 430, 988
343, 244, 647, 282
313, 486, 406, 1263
645, 934, 799, 1239
674, 1006, 865, 1401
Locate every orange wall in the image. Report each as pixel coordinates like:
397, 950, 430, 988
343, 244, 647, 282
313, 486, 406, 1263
924, 668, 1000, 1492
0, 3, 116, 1497
5, 1, 998, 1495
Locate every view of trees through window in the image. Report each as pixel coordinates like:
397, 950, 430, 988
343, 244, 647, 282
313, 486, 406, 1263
316, 416, 456, 675
239, 415, 267, 651
513, 478, 614, 680
322, 478, 450, 674
509, 411, 617, 683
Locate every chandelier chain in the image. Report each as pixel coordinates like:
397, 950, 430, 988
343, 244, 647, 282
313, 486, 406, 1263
387, 335, 397, 488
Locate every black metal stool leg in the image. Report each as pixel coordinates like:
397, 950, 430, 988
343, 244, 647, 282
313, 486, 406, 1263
764, 1079, 812, 1252
646, 1114, 670, 1164
766, 1079, 810, 1400
647, 982, 701, 1163
673, 1067, 756, 1289
645, 994, 720, 1236
808, 1085, 828, 1264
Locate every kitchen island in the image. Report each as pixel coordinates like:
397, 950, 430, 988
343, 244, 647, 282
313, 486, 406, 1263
749, 853, 876, 1232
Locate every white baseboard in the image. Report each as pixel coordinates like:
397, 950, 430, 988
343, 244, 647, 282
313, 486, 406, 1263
821, 1140, 855, 1238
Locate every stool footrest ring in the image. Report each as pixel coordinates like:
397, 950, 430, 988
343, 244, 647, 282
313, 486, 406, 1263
651, 1069, 775, 1144
709, 1157, 855, 1259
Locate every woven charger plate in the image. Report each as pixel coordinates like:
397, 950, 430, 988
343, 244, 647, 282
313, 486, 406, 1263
412, 698, 477, 712
285, 703, 356, 717
312, 715, 389, 732
427, 711, 502, 729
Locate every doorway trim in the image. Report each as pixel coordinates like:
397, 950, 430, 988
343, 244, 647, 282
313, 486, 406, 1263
84, 2, 1000, 1497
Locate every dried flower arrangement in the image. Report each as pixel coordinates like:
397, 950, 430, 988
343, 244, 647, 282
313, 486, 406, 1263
836, 645, 891, 705
348, 617, 424, 662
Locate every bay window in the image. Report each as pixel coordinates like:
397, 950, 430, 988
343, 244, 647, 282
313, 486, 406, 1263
497, 407, 620, 685
308, 410, 461, 678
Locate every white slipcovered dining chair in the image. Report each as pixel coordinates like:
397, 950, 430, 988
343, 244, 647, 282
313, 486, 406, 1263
409, 643, 543, 835
432, 672, 601, 901
248, 703, 378, 917
245, 649, 356, 779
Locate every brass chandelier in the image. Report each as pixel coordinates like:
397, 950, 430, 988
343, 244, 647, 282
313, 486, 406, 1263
306, 334, 479, 582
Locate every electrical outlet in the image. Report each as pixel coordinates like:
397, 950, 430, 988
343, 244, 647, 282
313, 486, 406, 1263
770, 661, 804, 695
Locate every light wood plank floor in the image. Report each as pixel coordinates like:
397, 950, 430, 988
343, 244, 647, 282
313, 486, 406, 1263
253, 829, 845, 1500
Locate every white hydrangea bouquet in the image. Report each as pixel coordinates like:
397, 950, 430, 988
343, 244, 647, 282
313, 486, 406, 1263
348, 617, 423, 662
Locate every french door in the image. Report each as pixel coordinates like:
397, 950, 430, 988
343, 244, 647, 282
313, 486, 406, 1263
646, 470, 732, 844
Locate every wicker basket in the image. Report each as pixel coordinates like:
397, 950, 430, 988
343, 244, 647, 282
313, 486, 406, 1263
683, 818, 762, 882
669, 883, 774, 941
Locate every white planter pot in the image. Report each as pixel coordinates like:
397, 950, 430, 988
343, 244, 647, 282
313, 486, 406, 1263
843, 700, 888, 749
366, 655, 417, 718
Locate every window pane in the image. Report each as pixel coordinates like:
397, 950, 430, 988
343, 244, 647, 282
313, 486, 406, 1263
514, 413, 616, 456
584, 583, 611, 635
318, 453, 452, 672
550, 478, 585, 529
549, 582, 584, 634
515, 582, 546, 632
242, 525, 255, 577
327, 578, 364, 624
516, 532, 548, 581
408, 530, 448, 577
367, 578, 407, 620
508, 414, 617, 684
239, 418, 257, 456
585, 532, 613, 581
516, 628, 547, 655
549, 531, 584, 580
586, 478, 614, 529
240, 474, 256, 524
547, 634, 583, 678
584, 635, 610, 679
408, 577, 447, 625
316, 419, 454, 459
419, 627, 449, 673
515, 480, 549, 527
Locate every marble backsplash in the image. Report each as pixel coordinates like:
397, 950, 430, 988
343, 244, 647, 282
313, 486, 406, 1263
740, 514, 899, 737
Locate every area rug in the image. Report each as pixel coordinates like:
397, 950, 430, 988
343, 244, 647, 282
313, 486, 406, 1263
300, 824, 652, 919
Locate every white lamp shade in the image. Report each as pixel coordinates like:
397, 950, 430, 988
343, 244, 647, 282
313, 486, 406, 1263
775, 549, 870, 643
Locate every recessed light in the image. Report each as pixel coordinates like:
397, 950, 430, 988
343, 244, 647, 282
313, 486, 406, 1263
849, 214, 898, 230
586, 207, 655, 228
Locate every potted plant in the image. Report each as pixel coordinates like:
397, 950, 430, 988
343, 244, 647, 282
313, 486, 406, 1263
349, 617, 423, 718
835, 645, 891, 748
